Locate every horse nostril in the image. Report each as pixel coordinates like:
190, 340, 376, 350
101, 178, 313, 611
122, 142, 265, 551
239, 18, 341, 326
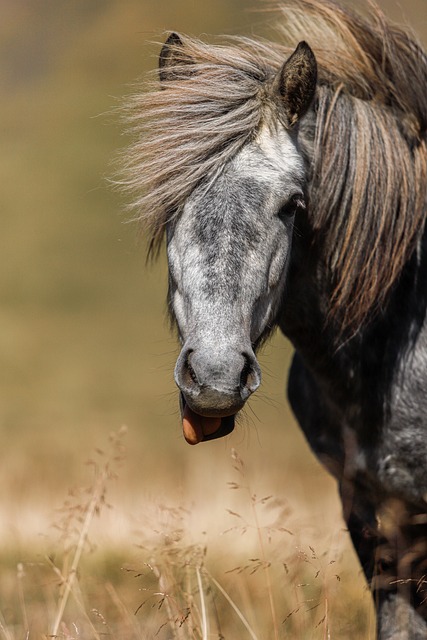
186, 352, 198, 384
240, 353, 261, 398
181, 350, 199, 389
240, 357, 251, 388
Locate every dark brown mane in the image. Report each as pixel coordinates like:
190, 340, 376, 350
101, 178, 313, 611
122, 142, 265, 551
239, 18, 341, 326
297, 0, 427, 330
119, 0, 427, 332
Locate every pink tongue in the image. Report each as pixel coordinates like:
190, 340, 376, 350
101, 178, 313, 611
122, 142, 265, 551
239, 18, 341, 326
182, 405, 221, 445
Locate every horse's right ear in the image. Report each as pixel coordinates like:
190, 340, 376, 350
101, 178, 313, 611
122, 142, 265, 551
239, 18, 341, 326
273, 41, 317, 127
159, 32, 194, 84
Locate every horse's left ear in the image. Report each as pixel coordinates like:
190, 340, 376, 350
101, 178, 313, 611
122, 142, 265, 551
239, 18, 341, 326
273, 41, 317, 127
159, 32, 194, 84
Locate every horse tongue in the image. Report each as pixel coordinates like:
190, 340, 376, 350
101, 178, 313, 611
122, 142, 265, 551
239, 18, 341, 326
182, 405, 221, 445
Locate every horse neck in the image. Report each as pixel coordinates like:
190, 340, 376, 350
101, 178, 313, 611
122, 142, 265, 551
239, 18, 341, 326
279, 211, 427, 417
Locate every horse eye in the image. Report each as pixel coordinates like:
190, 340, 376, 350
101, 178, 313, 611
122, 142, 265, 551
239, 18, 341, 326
278, 195, 305, 220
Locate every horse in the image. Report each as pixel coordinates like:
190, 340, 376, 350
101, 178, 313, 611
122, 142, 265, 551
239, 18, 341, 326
120, 1, 427, 637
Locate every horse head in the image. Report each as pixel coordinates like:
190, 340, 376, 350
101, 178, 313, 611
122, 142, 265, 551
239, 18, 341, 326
160, 35, 317, 443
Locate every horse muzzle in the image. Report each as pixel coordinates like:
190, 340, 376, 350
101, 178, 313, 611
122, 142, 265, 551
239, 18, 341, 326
174, 344, 261, 444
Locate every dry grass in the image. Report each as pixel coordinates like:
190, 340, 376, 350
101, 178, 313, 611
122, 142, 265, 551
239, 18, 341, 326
0, 429, 374, 640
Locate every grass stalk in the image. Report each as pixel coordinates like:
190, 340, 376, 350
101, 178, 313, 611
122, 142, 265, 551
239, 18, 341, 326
106, 582, 141, 639
16, 563, 29, 635
0, 609, 13, 640
250, 496, 279, 640
323, 594, 329, 640
185, 564, 195, 638
195, 566, 208, 640
152, 563, 187, 640
205, 570, 260, 640
50, 466, 109, 637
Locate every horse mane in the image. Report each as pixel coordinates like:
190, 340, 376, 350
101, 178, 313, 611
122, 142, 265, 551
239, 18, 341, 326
119, 0, 427, 332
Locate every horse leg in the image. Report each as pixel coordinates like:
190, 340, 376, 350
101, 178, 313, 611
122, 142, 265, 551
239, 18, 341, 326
341, 486, 427, 640
373, 501, 427, 640
288, 354, 427, 638
344, 491, 427, 638
377, 593, 427, 640
342, 493, 377, 583
338, 486, 427, 640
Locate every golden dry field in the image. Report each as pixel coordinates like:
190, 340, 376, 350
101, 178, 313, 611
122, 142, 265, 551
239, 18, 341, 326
0, 1, 426, 638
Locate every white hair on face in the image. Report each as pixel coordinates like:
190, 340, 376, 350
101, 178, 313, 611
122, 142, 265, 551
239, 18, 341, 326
235, 124, 304, 185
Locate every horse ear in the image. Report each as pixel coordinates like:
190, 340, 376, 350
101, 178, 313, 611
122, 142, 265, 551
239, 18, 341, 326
273, 41, 317, 127
159, 32, 194, 84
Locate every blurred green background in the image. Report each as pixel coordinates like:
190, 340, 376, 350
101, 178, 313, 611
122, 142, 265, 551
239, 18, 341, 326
0, 0, 426, 550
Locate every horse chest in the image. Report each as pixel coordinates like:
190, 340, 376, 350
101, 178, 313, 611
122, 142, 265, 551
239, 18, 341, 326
376, 338, 427, 507
288, 338, 427, 509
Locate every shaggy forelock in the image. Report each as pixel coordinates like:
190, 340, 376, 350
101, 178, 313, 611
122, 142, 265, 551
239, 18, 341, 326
118, 37, 286, 249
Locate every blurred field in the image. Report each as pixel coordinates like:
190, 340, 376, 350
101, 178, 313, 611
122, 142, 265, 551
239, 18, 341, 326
0, 0, 426, 637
